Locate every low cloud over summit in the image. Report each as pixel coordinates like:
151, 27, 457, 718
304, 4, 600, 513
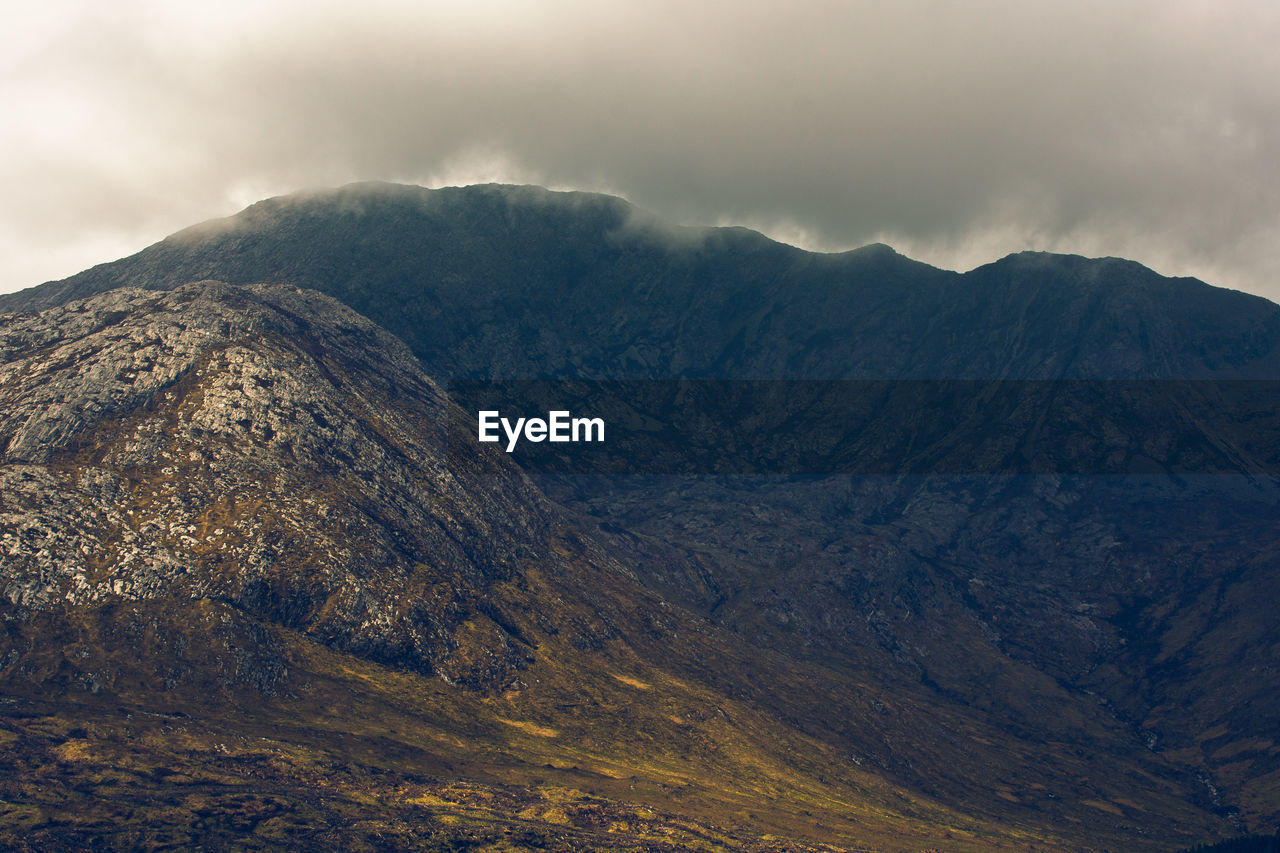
2, 0, 1278, 298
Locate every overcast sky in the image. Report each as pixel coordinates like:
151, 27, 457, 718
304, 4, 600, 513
2, 0, 1277, 300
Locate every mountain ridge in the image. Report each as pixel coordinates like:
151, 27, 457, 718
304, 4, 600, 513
5, 182, 1277, 380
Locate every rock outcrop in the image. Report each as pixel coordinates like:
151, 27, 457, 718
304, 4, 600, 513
1, 282, 552, 687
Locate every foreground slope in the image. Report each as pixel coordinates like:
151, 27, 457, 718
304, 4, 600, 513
0, 282, 1238, 850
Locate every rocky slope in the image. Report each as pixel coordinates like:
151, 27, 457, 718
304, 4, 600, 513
0, 281, 557, 687
3, 184, 1279, 848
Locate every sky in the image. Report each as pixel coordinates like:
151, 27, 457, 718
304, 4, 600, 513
2, 0, 1278, 300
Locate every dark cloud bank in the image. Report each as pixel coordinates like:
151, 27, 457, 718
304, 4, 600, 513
3, 0, 1277, 299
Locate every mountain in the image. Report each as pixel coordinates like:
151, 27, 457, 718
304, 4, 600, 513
3, 183, 1279, 849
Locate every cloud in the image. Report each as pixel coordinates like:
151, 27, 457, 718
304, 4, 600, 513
2, 0, 1277, 300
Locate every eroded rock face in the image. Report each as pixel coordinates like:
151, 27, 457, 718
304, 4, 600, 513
0, 282, 551, 687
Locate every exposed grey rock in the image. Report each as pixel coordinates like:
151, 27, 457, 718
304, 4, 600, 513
0, 282, 556, 687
